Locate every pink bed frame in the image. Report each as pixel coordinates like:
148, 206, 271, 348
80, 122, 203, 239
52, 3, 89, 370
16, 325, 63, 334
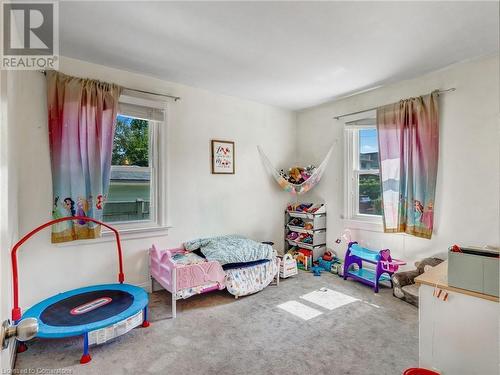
149, 245, 226, 318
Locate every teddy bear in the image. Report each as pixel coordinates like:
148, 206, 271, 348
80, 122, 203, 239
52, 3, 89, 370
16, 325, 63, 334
288, 167, 304, 184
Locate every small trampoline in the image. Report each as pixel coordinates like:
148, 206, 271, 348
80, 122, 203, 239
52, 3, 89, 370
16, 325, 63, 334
11, 216, 150, 364
23, 284, 148, 338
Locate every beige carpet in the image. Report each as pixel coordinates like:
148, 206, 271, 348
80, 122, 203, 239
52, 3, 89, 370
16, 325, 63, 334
15, 271, 418, 375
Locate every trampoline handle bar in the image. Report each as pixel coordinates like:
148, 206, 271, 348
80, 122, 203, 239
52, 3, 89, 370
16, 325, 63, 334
11, 216, 124, 322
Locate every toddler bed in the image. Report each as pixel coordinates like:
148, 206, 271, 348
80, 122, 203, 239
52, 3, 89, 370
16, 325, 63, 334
150, 235, 279, 318
150, 246, 226, 318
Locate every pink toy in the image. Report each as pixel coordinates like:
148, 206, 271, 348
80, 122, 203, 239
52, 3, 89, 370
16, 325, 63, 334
149, 245, 226, 318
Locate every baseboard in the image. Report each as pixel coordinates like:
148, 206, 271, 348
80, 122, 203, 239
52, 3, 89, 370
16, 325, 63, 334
150, 278, 165, 293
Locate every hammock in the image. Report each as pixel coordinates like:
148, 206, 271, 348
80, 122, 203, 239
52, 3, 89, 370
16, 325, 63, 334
258, 145, 334, 195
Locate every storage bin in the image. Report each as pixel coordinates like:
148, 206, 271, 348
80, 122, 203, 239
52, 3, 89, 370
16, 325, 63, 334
286, 229, 326, 247
448, 247, 499, 297
288, 212, 326, 229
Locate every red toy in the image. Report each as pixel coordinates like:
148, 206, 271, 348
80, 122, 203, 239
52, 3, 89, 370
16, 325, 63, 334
322, 250, 334, 262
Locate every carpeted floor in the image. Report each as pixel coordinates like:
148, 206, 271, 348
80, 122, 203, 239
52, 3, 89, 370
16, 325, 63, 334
15, 271, 418, 375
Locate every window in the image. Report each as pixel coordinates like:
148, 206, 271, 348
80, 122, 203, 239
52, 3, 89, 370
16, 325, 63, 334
344, 113, 383, 222
102, 94, 166, 230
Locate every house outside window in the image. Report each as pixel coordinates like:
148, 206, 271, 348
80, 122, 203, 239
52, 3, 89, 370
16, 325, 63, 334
102, 93, 167, 231
344, 112, 383, 222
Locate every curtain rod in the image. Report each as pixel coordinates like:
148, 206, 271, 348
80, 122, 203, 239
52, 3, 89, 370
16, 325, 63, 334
332, 88, 456, 120
39, 70, 181, 102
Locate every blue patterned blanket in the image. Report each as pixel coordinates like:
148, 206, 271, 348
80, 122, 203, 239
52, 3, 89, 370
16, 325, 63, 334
184, 235, 274, 265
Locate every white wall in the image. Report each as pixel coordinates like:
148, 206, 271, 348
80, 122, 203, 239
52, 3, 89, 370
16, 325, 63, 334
0, 71, 20, 369
297, 55, 500, 265
11, 57, 296, 308
8, 54, 500, 310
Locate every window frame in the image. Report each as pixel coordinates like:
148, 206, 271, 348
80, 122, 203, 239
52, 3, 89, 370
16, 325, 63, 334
343, 111, 383, 225
102, 93, 168, 234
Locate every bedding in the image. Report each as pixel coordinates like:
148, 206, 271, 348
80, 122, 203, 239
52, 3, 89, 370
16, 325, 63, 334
225, 259, 278, 297
184, 235, 274, 265
222, 258, 270, 271
171, 251, 206, 265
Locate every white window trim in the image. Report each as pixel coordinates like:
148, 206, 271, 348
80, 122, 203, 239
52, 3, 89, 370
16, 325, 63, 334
343, 111, 383, 230
101, 93, 169, 235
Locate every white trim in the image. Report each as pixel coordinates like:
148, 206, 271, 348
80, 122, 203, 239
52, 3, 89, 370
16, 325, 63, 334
105, 95, 169, 230
343, 112, 382, 224
343, 218, 383, 232
55, 225, 171, 247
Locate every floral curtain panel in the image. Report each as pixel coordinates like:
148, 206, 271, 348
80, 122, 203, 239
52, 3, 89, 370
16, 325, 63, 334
47, 71, 122, 243
376, 92, 439, 239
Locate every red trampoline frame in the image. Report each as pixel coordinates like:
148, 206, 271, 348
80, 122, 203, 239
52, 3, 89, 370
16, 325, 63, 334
11, 216, 125, 322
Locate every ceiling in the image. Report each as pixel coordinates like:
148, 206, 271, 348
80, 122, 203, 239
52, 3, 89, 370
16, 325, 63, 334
60, 1, 499, 110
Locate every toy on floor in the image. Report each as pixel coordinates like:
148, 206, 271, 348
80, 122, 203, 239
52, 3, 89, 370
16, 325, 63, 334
311, 262, 322, 276
314, 249, 341, 273
294, 251, 310, 270
331, 260, 343, 276
343, 241, 406, 293
322, 250, 334, 262
279, 253, 298, 278
298, 248, 313, 269
11, 217, 149, 364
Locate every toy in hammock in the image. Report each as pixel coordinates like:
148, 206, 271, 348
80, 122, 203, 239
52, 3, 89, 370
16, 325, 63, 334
257, 145, 334, 195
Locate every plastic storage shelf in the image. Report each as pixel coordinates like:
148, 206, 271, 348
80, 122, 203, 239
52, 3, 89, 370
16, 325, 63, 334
284, 205, 326, 260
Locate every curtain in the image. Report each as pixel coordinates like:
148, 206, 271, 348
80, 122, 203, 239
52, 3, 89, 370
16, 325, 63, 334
47, 71, 122, 243
376, 92, 439, 239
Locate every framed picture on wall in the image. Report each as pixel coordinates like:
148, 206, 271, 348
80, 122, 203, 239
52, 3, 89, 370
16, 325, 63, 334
211, 140, 235, 174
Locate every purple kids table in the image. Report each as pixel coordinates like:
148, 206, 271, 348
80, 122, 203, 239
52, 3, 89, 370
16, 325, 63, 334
343, 241, 405, 293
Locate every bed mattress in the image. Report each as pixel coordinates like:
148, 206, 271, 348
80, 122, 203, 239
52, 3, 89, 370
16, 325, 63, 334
225, 258, 278, 297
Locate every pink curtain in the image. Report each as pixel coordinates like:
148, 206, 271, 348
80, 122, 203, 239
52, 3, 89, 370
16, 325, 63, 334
47, 71, 122, 243
376, 92, 439, 239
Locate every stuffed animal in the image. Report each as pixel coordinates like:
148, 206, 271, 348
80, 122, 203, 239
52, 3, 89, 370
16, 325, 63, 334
306, 165, 316, 173
311, 262, 322, 276
279, 169, 289, 181
300, 169, 311, 181
288, 167, 303, 183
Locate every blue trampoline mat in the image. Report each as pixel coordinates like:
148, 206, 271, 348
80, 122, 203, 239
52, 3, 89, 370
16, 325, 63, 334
23, 284, 148, 338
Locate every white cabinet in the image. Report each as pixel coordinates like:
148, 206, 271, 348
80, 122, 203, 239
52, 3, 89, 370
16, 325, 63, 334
416, 262, 499, 375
